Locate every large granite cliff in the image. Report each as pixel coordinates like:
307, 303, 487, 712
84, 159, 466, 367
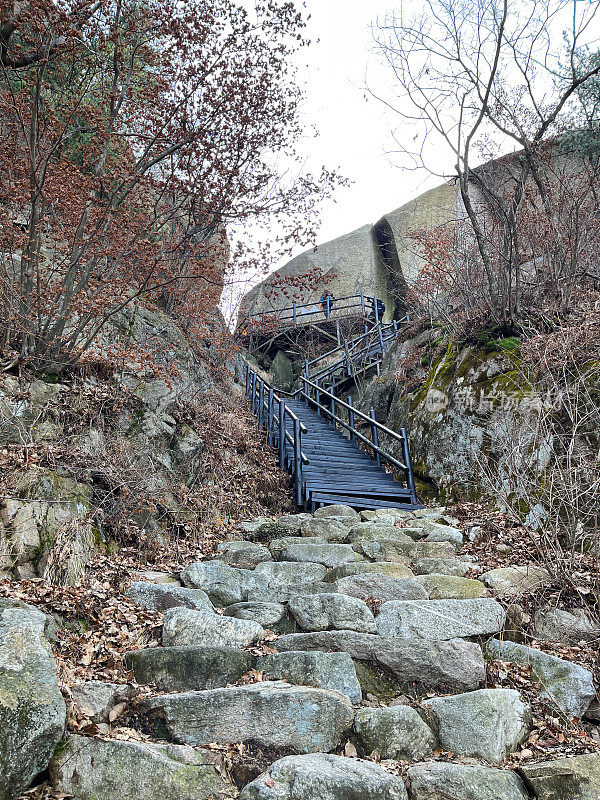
240, 181, 460, 321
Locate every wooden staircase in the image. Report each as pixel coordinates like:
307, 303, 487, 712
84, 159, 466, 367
246, 365, 422, 511
282, 398, 422, 510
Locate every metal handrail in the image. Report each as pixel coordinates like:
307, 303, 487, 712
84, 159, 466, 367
306, 321, 395, 370
300, 391, 408, 473
301, 376, 408, 445
307, 320, 404, 385
246, 365, 309, 505
298, 376, 417, 500
239, 292, 391, 333
242, 293, 374, 323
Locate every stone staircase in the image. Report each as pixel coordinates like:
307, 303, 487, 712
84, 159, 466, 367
48, 504, 600, 800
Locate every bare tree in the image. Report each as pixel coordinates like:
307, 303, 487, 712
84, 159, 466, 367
373, 0, 600, 324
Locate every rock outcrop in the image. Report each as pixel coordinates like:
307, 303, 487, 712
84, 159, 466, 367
0, 600, 66, 800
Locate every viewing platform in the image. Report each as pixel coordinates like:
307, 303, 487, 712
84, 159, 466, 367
237, 293, 387, 351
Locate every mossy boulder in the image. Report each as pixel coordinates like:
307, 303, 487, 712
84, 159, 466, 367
415, 574, 487, 599
0, 600, 66, 800
1, 469, 97, 585
354, 705, 437, 760
125, 646, 254, 692
518, 753, 600, 800
360, 337, 552, 504
50, 735, 237, 800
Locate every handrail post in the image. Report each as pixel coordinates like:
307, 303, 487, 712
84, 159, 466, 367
348, 395, 356, 443
278, 400, 285, 467
245, 365, 250, 398
374, 294, 379, 325
267, 388, 274, 444
378, 322, 385, 354
293, 302, 297, 327
360, 290, 365, 318
336, 320, 341, 346
293, 417, 303, 506
315, 379, 321, 417
343, 340, 351, 377
393, 319, 398, 334
401, 427, 416, 498
305, 359, 309, 379
330, 379, 336, 428
251, 372, 257, 413
370, 408, 381, 466
260, 381, 266, 427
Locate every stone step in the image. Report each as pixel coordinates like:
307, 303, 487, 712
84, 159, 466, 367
144, 681, 354, 753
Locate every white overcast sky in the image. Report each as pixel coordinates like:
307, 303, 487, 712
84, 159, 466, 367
225, 0, 442, 318
290, 0, 440, 248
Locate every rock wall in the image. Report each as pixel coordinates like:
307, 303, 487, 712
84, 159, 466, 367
358, 332, 548, 506
0, 303, 289, 585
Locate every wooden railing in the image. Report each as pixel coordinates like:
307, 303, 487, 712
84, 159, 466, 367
298, 376, 417, 499
239, 292, 385, 331
306, 317, 408, 385
246, 366, 308, 506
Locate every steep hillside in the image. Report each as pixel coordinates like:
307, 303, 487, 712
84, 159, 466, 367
0, 305, 291, 586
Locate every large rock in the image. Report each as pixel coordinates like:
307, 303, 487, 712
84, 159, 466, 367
71, 681, 135, 723
0, 599, 66, 800
240, 753, 408, 799
533, 607, 599, 644
273, 513, 313, 535
288, 592, 376, 633
412, 520, 463, 546
269, 536, 326, 559
257, 651, 362, 703
354, 706, 436, 760
252, 560, 328, 588
414, 574, 487, 599
377, 598, 506, 640
0, 600, 66, 800
181, 560, 327, 604
412, 541, 458, 560
481, 566, 551, 597
361, 508, 419, 523
276, 632, 485, 692
415, 557, 473, 576
180, 561, 249, 604
50, 734, 237, 800
518, 753, 600, 799
225, 601, 286, 628
408, 761, 529, 800
347, 522, 407, 542
127, 581, 213, 612
326, 561, 415, 581
252, 582, 332, 604
145, 682, 354, 753
125, 646, 253, 691
162, 607, 266, 649
425, 689, 531, 763
352, 539, 414, 562
486, 638, 595, 719
214, 541, 272, 567
333, 573, 428, 602
300, 517, 350, 542
313, 504, 361, 526
281, 542, 361, 567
